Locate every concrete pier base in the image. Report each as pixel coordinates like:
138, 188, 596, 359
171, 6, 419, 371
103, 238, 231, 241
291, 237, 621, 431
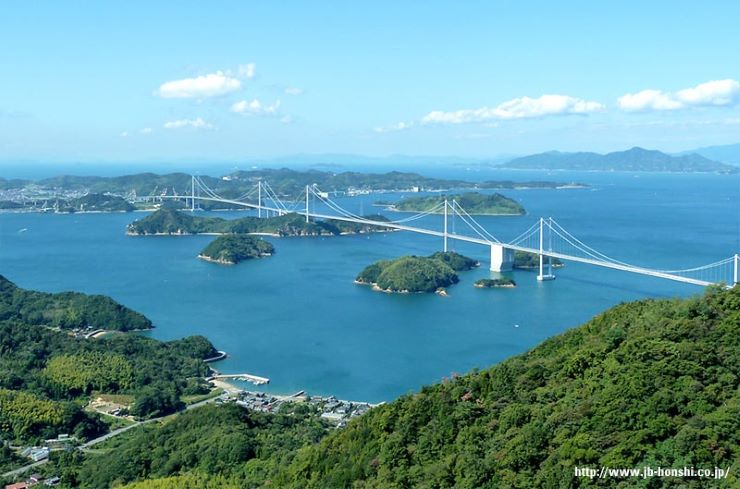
490, 244, 515, 272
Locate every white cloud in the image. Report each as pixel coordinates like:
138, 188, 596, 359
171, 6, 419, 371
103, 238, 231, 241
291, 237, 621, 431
421, 94, 604, 124
230, 99, 281, 116
157, 71, 241, 98
285, 87, 304, 96
374, 121, 415, 133
280, 115, 294, 124
238, 63, 256, 79
120, 131, 129, 138
618, 79, 740, 112
617, 89, 683, 112
139, 127, 153, 134
163, 117, 213, 130
676, 79, 740, 106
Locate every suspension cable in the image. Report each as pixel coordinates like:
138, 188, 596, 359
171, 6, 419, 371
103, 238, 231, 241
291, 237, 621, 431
451, 200, 500, 243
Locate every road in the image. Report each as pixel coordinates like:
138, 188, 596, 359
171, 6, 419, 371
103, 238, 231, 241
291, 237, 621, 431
1, 395, 221, 479
1, 459, 48, 480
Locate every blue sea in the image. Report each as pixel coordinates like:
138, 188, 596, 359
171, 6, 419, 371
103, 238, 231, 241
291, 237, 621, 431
0, 167, 738, 402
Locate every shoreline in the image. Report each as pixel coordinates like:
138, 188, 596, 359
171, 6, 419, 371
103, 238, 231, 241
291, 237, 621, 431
211, 379, 384, 409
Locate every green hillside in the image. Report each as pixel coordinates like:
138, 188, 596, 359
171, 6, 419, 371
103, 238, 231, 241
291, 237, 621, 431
0, 275, 152, 331
268, 286, 739, 488
65, 285, 740, 489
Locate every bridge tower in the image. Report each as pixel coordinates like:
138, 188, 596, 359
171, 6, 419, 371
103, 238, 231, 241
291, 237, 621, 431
305, 185, 310, 223
258, 181, 262, 218
443, 198, 448, 252
734, 254, 739, 286
190, 175, 195, 212
537, 217, 556, 281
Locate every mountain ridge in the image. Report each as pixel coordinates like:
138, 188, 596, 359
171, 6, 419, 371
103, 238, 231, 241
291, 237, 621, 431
500, 146, 738, 173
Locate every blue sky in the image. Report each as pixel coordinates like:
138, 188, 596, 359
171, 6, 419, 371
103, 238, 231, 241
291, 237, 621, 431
1, 0, 740, 162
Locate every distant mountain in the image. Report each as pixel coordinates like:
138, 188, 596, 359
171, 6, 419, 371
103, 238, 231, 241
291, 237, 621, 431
501, 147, 738, 173
679, 142, 740, 166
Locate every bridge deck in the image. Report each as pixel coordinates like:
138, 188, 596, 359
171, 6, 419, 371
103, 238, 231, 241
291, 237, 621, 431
144, 194, 728, 288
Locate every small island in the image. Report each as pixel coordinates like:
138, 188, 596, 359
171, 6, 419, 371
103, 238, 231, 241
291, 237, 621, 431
198, 235, 275, 265
355, 251, 478, 293
390, 192, 525, 215
474, 278, 516, 288
126, 208, 392, 237
514, 251, 564, 269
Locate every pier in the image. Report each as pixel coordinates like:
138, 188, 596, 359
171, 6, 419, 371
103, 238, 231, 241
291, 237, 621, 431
209, 373, 270, 385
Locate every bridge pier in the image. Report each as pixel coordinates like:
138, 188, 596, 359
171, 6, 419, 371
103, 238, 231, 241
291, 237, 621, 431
490, 244, 514, 272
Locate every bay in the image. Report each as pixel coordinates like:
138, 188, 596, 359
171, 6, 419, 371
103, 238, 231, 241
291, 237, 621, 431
0, 168, 737, 403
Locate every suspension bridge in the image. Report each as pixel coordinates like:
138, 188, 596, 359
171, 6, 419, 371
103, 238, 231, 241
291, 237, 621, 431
133, 176, 739, 288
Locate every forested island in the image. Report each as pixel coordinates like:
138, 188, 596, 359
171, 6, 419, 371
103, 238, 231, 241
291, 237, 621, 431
390, 192, 525, 215
474, 277, 516, 288
198, 235, 274, 265
13, 285, 738, 488
355, 251, 479, 293
0, 168, 586, 213
126, 209, 392, 237
514, 251, 564, 269
0, 275, 220, 454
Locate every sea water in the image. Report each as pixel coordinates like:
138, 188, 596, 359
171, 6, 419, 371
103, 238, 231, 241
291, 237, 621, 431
0, 169, 737, 402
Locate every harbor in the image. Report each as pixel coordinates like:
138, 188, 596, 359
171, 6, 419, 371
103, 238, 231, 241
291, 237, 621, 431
218, 389, 380, 427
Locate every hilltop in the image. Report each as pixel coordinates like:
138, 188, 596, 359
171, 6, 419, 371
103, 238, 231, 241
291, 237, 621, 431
501, 147, 738, 173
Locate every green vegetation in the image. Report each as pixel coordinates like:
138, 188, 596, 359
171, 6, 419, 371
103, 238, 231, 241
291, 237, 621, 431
356, 252, 477, 293
35, 285, 740, 488
474, 277, 516, 288
44, 353, 134, 395
0, 275, 152, 332
127, 209, 391, 237
70, 194, 136, 212
0, 276, 220, 444
514, 250, 564, 269
198, 235, 275, 265
502, 146, 739, 173
392, 192, 525, 215
427, 251, 480, 271
0, 389, 68, 439
0, 445, 24, 474
21, 169, 583, 198
118, 473, 240, 489
62, 404, 329, 488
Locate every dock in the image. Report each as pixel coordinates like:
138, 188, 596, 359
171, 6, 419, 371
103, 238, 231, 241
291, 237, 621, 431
209, 373, 270, 386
